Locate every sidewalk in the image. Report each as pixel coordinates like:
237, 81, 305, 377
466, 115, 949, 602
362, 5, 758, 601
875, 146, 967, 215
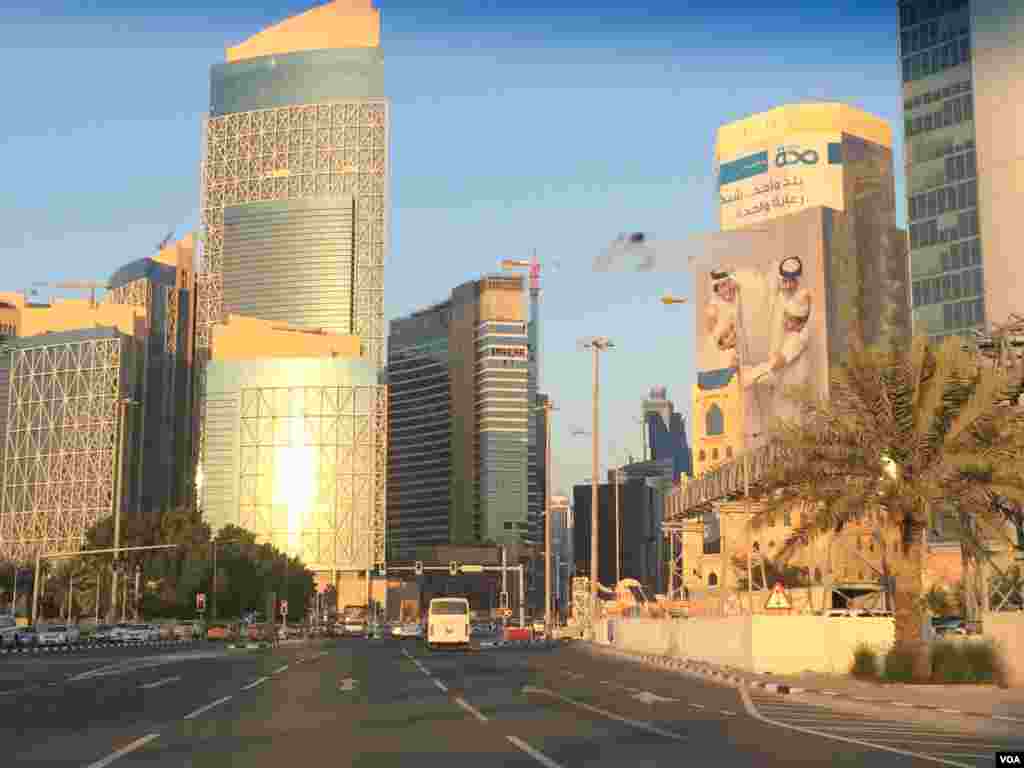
588, 643, 1024, 724
741, 666, 1024, 722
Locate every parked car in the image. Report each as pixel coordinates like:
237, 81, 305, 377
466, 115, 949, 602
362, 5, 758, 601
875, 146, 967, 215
109, 623, 132, 642
15, 625, 38, 647
92, 624, 116, 642
0, 615, 17, 648
37, 624, 81, 645
173, 622, 200, 640
206, 623, 236, 641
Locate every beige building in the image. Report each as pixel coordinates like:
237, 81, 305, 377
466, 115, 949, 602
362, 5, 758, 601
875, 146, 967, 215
200, 315, 386, 605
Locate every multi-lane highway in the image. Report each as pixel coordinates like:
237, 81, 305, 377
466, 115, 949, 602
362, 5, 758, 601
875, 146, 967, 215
3, 637, 1022, 767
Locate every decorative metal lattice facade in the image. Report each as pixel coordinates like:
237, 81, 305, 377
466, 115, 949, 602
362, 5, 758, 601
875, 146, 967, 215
197, 101, 388, 368
202, 369, 386, 572
0, 337, 127, 562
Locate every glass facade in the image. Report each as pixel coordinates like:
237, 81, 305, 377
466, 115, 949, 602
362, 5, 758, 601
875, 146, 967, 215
899, 0, 985, 338
201, 357, 386, 573
0, 330, 145, 562
222, 197, 358, 339
210, 48, 384, 118
476, 320, 530, 543
386, 305, 452, 561
199, 50, 388, 368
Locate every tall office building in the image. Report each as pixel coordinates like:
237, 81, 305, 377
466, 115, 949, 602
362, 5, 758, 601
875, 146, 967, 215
387, 275, 531, 559
641, 386, 693, 480
197, 0, 387, 366
104, 236, 198, 513
200, 315, 386, 580
525, 263, 543, 549
0, 295, 150, 562
898, 0, 1022, 338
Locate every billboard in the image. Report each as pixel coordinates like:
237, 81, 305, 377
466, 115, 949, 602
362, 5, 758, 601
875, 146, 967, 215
694, 209, 830, 444
718, 133, 845, 231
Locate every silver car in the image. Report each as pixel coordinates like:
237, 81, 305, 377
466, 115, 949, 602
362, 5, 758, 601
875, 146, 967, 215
37, 624, 81, 645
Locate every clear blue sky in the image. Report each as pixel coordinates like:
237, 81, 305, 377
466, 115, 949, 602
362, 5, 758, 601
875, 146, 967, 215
0, 0, 906, 496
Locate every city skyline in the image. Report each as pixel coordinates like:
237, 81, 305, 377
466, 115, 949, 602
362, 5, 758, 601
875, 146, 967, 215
1, 0, 907, 495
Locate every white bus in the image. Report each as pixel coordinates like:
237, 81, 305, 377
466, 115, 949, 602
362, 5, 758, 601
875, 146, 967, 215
426, 597, 470, 650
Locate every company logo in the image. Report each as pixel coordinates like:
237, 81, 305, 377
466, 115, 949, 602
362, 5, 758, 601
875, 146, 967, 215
996, 752, 1023, 765
775, 146, 819, 167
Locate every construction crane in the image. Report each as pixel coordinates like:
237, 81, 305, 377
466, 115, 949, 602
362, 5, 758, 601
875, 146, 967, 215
33, 280, 109, 308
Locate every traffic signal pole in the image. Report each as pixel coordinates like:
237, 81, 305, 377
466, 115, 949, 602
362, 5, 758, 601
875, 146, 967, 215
389, 562, 526, 626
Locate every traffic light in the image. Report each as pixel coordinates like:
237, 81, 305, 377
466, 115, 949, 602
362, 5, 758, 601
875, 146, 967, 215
414, 561, 423, 576
196, 593, 206, 612
449, 561, 458, 576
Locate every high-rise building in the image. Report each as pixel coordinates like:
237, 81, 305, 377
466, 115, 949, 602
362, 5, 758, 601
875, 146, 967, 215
526, 263, 543, 549
898, 0, 1022, 338
387, 275, 531, 559
104, 235, 198, 512
641, 386, 693, 480
0, 296, 150, 562
200, 314, 386, 581
197, 0, 387, 367
549, 494, 572, 616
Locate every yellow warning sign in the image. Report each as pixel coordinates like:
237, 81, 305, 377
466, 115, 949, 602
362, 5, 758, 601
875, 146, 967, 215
765, 584, 791, 610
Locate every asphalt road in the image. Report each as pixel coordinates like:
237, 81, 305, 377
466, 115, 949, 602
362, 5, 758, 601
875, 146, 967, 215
3, 637, 1022, 767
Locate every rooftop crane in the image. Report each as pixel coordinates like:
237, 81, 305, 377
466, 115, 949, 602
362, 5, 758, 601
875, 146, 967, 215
33, 280, 109, 308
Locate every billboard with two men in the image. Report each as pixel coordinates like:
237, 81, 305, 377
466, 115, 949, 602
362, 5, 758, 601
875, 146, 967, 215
693, 208, 831, 455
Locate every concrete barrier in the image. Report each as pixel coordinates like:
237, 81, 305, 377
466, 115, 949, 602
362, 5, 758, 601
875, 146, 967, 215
605, 614, 895, 675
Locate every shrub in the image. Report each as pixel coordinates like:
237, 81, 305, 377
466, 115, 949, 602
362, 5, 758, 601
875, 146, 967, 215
957, 639, 1003, 684
929, 640, 971, 683
850, 643, 880, 680
882, 646, 919, 682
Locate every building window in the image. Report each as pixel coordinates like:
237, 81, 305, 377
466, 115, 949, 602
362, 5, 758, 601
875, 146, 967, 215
726, 446, 733, 458
813, 567, 822, 583
712, 447, 719, 460
699, 450, 706, 462
707, 572, 718, 587
705, 404, 724, 436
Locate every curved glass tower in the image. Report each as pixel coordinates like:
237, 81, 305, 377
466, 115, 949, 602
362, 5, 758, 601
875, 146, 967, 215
198, 0, 388, 368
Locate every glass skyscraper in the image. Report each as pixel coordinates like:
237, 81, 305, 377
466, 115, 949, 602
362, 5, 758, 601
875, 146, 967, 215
198, 0, 387, 367
899, 0, 1022, 338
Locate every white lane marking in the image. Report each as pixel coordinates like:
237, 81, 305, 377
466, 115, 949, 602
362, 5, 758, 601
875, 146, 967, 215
242, 676, 268, 691
892, 701, 915, 707
993, 715, 1024, 722
506, 736, 566, 768
739, 686, 972, 768
522, 686, 686, 742
183, 695, 233, 720
454, 696, 488, 722
432, 678, 448, 693
272, 664, 288, 674
689, 703, 705, 710
140, 676, 180, 690
339, 678, 358, 692
631, 691, 678, 704
720, 709, 737, 716
937, 708, 961, 714
85, 733, 160, 768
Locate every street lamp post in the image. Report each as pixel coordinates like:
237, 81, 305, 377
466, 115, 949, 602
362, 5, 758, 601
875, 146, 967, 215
581, 337, 613, 635
110, 397, 139, 624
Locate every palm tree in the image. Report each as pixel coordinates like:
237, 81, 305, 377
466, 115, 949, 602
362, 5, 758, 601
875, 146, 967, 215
755, 332, 1024, 680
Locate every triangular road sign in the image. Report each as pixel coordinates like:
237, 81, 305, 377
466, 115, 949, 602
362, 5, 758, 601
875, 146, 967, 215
765, 583, 790, 609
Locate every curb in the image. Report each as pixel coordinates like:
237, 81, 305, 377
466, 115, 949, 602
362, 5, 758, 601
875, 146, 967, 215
586, 645, 1024, 725
1, 639, 198, 656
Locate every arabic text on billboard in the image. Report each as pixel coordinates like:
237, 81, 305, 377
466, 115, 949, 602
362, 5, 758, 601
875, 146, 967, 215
718, 134, 844, 230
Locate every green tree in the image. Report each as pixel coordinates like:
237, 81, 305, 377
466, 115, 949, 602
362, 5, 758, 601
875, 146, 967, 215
729, 555, 810, 591
757, 333, 1024, 680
